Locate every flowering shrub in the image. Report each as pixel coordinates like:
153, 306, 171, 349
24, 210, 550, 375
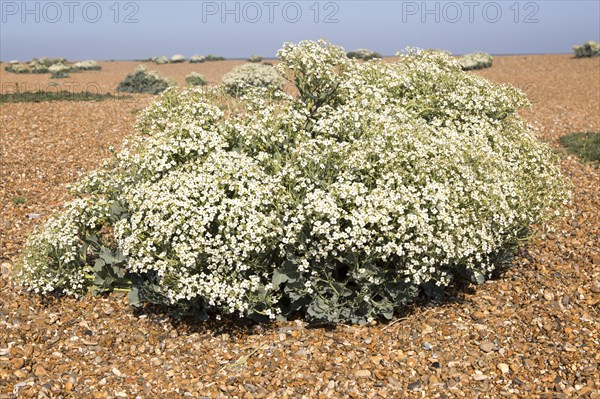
346, 48, 382, 60
49, 63, 70, 79
190, 55, 206, 63
247, 55, 264, 63
17, 40, 569, 324
185, 72, 208, 86
4, 63, 29, 74
117, 65, 174, 94
71, 60, 102, 71
152, 56, 169, 65
460, 52, 493, 70
222, 63, 282, 96
171, 54, 186, 63
573, 41, 600, 58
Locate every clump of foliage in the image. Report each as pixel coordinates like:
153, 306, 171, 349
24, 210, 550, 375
185, 72, 208, 86
171, 54, 186, 63
4, 63, 30, 74
152, 56, 169, 65
222, 63, 282, 96
346, 48, 382, 60
0, 90, 128, 104
190, 55, 206, 63
204, 55, 225, 61
117, 65, 174, 94
247, 55, 264, 63
71, 60, 102, 71
459, 52, 493, 70
5, 57, 68, 74
49, 63, 70, 79
559, 132, 600, 165
17, 40, 569, 324
573, 41, 600, 58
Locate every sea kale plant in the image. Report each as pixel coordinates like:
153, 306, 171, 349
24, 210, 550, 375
117, 65, 174, 94
17, 40, 570, 324
185, 72, 208, 87
572, 41, 600, 58
460, 52, 493, 70
222, 63, 282, 96
346, 48, 383, 60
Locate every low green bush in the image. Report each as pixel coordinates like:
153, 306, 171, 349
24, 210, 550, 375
152, 56, 169, 65
573, 41, 600, 58
71, 60, 102, 71
185, 72, 208, 87
190, 55, 206, 63
559, 132, 600, 165
346, 48, 382, 60
247, 55, 264, 63
17, 40, 569, 324
459, 52, 493, 70
204, 54, 225, 61
222, 63, 282, 96
171, 54, 186, 63
49, 63, 70, 79
0, 90, 128, 103
4, 64, 30, 74
116, 65, 174, 94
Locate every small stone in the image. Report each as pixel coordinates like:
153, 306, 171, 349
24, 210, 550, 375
472, 373, 489, 381
0, 262, 12, 275
112, 367, 122, 377
355, 369, 371, 379
423, 342, 432, 350
10, 357, 25, 369
408, 381, 421, 390
34, 365, 47, 376
471, 310, 485, 320
27, 213, 41, 219
479, 342, 496, 353
497, 363, 510, 374
543, 292, 554, 301
591, 254, 600, 265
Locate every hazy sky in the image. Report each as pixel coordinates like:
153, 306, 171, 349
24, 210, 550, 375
1, 0, 599, 61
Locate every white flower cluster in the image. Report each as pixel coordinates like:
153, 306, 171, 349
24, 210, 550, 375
17, 198, 110, 296
18, 40, 569, 322
222, 63, 282, 96
71, 60, 101, 71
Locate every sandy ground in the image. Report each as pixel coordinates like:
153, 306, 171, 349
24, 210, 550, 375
0, 55, 599, 399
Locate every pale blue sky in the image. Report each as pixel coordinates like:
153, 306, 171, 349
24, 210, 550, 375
1, 0, 599, 61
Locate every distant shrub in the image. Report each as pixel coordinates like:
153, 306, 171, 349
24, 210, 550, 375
49, 63, 70, 78
204, 54, 226, 61
222, 63, 282, 96
153, 56, 169, 65
71, 60, 102, 71
247, 55, 263, 63
346, 48, 383, 60
5, 64, 30, 74
29, 61, 49, 74
190, 55, 206, 63
459, 52, 493, 70
171, 54, 186, 63
117, 65, 174, 94
185, 72, 208, 86
573, 41, 600, 58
